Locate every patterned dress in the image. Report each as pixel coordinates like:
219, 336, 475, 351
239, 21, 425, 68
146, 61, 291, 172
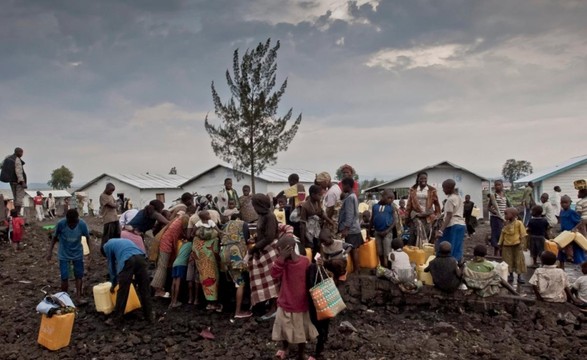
220, 220, 249, 287
193, 223, 220, 301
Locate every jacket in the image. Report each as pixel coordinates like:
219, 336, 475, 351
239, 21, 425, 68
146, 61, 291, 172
405, 185, 441, 223
0, 154, 26, 184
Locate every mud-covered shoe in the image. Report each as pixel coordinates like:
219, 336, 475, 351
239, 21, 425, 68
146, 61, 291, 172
517, 275, 525, 284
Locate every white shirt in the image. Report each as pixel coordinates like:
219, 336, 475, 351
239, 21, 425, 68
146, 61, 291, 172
444, 194, 465, 227
529, 265, 569, 303
416, 186, 429, 211
324, 185, 342, 208
541, 202, 557, 227
572, 275, 587, 303
119, 209, 139, 228
551, 192, 561, 216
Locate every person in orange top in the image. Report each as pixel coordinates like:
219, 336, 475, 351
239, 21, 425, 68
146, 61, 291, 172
33, 191, 44, 221
405, 171, 441, 246
10, 209, 25, 251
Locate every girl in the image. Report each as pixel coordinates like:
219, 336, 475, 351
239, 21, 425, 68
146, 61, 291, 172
271, 234, 318, 360
193, 210, 222, 311
10, 209, 25, 251
498, 208, 527, 284
300, 185, 335, 257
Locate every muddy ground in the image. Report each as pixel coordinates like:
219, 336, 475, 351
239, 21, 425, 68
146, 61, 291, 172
1, 217, 587, 359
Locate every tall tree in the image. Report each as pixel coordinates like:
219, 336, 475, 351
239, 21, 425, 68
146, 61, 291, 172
205, 39, 302, 192
48, 165, 74, 190
501, 159, 533, 187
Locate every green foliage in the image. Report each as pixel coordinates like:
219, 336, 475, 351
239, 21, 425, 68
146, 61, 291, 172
501, 159, 533, 188
205, 39, 302, 192
48, 166, 74, 190
360, 178, 386, 190
335, 166, 359, 181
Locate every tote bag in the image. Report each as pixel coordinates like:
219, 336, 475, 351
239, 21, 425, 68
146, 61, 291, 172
310, 266, 346, 320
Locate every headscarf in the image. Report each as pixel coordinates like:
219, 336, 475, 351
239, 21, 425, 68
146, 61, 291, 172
252, 193, 271, 215
316, 172, 331, 185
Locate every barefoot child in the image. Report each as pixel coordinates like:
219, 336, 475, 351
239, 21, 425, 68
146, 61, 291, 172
435, 179, 466, 263
368, 189, 395, 267
170, 239, 192, 308
271, 234, 318, 360
527, 205, 549, 267
529, 251, 572, 303
318, 228, 352, 281
424, 241, 462, 293
9, 209, 24, 251
559, 195, 584, 269
498, 208, 527, 284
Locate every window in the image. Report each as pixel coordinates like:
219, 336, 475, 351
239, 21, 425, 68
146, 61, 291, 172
156, 193, 165, 203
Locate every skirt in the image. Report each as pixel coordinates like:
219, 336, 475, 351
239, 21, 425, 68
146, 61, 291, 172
437, 224, 465, 262
271, 308, 319, 344
248, 240, 280, 306
501, 244, 526, 274
194, 238, 219, 301
150, 251, 171, 289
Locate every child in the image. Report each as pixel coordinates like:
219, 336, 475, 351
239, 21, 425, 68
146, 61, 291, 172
274, 195, 287, 225
271, 234, 318, 360
498, 208, 527, 284
462, 245, 502, 297
388, 237, 414, 283
339, 177, 363, 273
527, 205, 549, 267
559, 195, 584, 269
318, 228, 351, 281
529, 251, 572, 303
368, 189, 395, 267
576, 189, 587, 236
570, 261, 587, 309
307, 257, 331, 359
9, 209, 24, 251
424, 241, 462, 293
435, 179, 466, 263
186, 251, 201, 306
46, 209, 90, 304
170, 239, 192, 308
223, 199, 239, 219
540, 193, 557, 228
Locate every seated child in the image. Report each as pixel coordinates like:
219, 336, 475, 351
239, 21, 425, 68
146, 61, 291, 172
360, 210, 371, 241
170, 239, 192, 308
498, 208, 527, 284
527, 205, 549, 267
271, 234, 318, 360
463, 245, 501, 297
529, 251, 572, 303
319, 228, 351, 281
570, 261, 587, 309
388, 237, 414, 283
9, 209, 25, 251
559, 195, 584, 268
425, 241, 462, 293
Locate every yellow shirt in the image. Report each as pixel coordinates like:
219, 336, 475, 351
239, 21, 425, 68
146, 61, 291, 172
274, 208, 286, 225
498, 220, 527, 246
284, 184, 306, 207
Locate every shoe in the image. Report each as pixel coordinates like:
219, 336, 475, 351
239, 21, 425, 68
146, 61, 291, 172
234, 311, 253, 319
507, 274, 514, 283
517, 276, 525, 284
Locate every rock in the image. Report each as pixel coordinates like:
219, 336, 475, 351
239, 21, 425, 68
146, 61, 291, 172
143, 335, 152, 344
432, 322, 458, 335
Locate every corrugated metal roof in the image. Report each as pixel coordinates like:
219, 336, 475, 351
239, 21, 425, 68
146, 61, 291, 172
77, 173, 193, 191
515, 154, 587, 184
25, 190, 72, 198
180, 164, 317, 186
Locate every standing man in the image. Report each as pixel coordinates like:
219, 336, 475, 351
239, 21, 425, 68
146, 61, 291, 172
47, 193, 56, 219
214, 178, 239, 214
100, 183, 120, 249
0, 148, 27, 216
521, 182, 536, 226
33, 191, 45, 221
102, 238, 153, 325
551, 186, 562, 219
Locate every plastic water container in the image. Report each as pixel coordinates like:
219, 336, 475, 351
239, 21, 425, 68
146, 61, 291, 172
422, 244, 435, 262
523, 250, 532, 265
471, 207, 481, 218
37, 312, 75, 351
81, 236, 90, 256
93, 282, 114, 315
359, 240, 379, 269
305, 248, 313, 262
574, 179, 587, 190
110, 284, 141, 314
416, 255, 435, 286
575, 232, 587, 251
495, 262, 509, 281
544, 240, 559, 255
346, 255, 353, 274
403, 246, 426, 266
554, 231, 575, 248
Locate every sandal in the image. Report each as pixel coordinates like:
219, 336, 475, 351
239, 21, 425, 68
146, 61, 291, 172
234, 311, 253, 319
275, 349, 286, 359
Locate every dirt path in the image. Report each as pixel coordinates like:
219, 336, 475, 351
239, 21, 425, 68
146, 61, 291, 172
1, 218, 586, 359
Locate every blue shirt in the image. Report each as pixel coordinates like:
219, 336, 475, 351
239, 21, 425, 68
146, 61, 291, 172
560, 208, 581, 231
127, 209, 155, 233
372, 203, 394, 232
173, 242, 192, 267
53, 219, 89, 261
338, 193, 361, 234
103, 238, 146, 284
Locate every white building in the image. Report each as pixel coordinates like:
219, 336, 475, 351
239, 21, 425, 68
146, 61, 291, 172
76, 173, 193, 210
181, 164, 317, 196
515, 154, 587, 204
364, 161, 488, 218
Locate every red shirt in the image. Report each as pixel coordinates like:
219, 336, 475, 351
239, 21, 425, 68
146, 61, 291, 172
11, 217, 25, 242
271, 256, 310, 312
33, 196, 44, 206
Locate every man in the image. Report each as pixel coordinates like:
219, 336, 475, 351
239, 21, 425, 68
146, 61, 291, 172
551, 186, 562, 218
100, 183, 120, 249
102, 238, 153, 325
521, 181, 536, 226
214, 178, 239, 214
47, 193, 56, 219
33, 191, 44, 221
0, 148, 27, 216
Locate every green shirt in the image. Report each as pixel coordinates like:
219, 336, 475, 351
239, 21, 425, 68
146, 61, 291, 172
466, 259, 494, 273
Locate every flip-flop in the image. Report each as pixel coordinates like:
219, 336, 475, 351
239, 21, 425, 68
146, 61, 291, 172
200, 327, 215, 340
156, 292, 170, 299
275, 349, 286, 359
234, 312, 253, 319
260, 311, 276, 321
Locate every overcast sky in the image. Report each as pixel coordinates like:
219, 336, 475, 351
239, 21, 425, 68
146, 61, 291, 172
2, 0, 586, 185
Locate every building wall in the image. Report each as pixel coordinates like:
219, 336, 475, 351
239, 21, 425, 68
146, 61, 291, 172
379, 168, 485, 218
536, 162, 587, 204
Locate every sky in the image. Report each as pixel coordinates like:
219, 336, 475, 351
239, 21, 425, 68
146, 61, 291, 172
1, 0, 586, 185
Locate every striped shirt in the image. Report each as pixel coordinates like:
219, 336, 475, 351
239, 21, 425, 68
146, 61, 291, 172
490, 193, 508, 218
576, 198, 587, 220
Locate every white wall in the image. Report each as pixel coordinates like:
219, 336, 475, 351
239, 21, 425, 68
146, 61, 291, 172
380, 167, 485, 218
537, 162, 587, 204
82, 176, 142, 211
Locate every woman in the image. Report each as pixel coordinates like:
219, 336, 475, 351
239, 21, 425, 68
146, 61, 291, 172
193, 210, 222, 311
150, 207, 193, 298
405, 172, 441, 246
300, 184, 335, 256
463, 194, 477, 237
338, 164, 359, 197
127, 200, 169, 235
247, 193, 279, 318
220, 214, 252, 318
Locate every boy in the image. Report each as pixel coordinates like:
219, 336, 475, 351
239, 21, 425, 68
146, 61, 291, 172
559, 195, 584, 268
462, 245, 502, 297
223, 199, 240, 219
570, 261, 587, 309
274, 194, 287, 225
239, 185, 258, 223
46, 209, 90, 304
389, 237, 414, 283
529, 251, 572, 303
527, 205, 549, 267
170, 238, 192, 308
498, 208, 527, 284
338, 177, 362, 274
576, 189, 587, 236
319, 228, 351, 281
424, 241, 462, 293
435, 179, 466, 262
489, 179, 510, 256
540, 193, 557, 228
9, 209, 24, 251
368, 189, 395, 267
